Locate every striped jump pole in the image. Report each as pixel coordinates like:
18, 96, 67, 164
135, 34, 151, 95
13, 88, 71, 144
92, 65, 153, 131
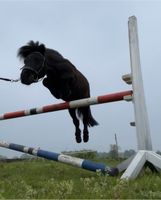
0, 90, 132, 120
0, 139, 119, 176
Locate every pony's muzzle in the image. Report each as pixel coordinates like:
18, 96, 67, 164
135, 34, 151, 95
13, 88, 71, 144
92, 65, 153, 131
20, 69, 38, 85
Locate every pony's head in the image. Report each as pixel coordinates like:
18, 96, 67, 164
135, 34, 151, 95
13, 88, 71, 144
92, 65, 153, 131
18, 41, 46, 85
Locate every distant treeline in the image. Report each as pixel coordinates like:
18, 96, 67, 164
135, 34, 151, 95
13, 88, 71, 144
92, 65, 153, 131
1, 149, 161, 161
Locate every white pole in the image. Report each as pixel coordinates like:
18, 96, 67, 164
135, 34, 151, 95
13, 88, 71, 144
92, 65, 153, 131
128, 16, 152, 150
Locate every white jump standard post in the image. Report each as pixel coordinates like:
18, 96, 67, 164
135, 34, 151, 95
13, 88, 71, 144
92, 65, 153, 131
121, 16, 161, 179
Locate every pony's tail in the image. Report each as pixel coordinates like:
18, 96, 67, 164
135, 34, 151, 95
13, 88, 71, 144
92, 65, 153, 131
78, 106, 99, 127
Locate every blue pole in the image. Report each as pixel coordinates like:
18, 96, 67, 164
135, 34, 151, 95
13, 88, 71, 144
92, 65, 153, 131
0, 140, 118, 176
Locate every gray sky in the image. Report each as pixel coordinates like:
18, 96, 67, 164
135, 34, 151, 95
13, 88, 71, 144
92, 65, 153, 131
0, 0, 161, 158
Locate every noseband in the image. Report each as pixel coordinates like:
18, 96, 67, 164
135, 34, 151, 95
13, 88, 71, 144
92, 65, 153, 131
21, 52, 45, 82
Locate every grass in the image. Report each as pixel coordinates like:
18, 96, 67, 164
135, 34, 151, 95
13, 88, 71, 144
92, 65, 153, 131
0, 159, 161, 199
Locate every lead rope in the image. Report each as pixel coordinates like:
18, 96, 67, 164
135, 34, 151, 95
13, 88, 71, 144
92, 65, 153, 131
0, 77, 43, 83
0, 77, 20, 82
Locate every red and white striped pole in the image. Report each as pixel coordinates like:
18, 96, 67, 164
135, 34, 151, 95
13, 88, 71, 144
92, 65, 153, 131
0, 90, 132, 120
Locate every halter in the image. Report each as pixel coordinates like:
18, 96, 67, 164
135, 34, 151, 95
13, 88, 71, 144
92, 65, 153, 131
21, 52, 46, 83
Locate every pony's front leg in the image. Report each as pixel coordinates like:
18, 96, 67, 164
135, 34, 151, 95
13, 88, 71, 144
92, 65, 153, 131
59, 80, 72, 100
68, 109, 81, 143
43, 78, 61, 99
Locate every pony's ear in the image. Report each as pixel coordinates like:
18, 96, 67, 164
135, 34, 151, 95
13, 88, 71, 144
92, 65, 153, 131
37, 43, 46, 55
17, 41, 46, 60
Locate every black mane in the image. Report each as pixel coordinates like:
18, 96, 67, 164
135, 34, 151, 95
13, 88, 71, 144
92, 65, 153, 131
17, 41, 46, 60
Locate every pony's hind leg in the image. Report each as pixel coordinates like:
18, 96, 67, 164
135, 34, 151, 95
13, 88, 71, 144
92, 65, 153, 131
79, 107, 89, 143
83, 120, 89, 143
68, 109, 82, 143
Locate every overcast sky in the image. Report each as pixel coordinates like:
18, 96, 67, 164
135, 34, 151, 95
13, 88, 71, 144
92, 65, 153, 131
0, 0, 161, 158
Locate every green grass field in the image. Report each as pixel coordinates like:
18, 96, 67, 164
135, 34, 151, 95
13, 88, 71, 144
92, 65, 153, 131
0, 159, 161, 199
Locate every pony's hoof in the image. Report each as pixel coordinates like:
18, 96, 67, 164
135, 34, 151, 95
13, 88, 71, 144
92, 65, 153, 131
75, 132, 82, 143
76, 136, 82, 143
83, 133, 89, 143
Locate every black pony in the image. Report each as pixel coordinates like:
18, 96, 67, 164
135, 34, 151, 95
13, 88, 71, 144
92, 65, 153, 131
18, 41, 98, 143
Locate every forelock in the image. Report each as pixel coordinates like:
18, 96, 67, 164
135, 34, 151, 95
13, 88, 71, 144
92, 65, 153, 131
17, 41, 46, 60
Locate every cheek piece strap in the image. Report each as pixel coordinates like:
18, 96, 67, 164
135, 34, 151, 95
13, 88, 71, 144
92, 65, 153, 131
21, 53, 45, 83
